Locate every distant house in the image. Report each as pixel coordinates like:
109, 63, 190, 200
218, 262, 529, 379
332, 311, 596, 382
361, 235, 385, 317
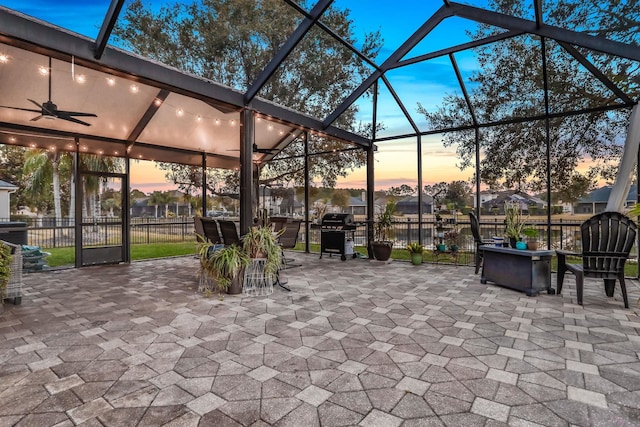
480, 190, 545, 214
278, 197, 303, 216
474, 191, 500, 209
0, 179, 18, 219
395, 194, 433, 215
347, 195, 367, 215
574, 185, 638, 214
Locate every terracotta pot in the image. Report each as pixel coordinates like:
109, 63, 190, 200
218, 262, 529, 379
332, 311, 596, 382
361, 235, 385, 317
527, 240, 538, 251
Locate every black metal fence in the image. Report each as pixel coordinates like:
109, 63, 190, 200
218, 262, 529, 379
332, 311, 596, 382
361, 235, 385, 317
6, 216, 588, 255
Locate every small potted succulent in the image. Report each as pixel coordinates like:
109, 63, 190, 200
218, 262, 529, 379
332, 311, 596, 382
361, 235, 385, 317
406, 242, 424, 265
444, 229, 460, 252
523, 227, 539, 251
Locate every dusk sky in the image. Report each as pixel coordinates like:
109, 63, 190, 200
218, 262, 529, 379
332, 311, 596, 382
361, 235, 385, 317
0, 0, 491, 191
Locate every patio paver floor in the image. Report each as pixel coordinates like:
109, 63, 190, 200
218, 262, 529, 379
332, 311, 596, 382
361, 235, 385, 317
1, 253, 640, 426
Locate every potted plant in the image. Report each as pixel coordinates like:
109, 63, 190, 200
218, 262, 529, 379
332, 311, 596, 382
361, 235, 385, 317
406, 242, 424, 265
523, 227, 539, 251
371, 201, 395, 261
444, 229, 460, 252
504, 201, 526, 248
198, 242, 249, 298
242, 225, 283, 280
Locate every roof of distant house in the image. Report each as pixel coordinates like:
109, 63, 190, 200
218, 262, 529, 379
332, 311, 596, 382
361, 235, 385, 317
578, 185, 638, 204
0, 179, 18, 190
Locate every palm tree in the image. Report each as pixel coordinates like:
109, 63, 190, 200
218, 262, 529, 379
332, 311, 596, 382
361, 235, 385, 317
23, 149, 72, 226
148, 191, 174, 218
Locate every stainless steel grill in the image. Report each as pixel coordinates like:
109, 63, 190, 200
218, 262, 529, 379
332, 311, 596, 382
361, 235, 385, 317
320, 213, 357, 261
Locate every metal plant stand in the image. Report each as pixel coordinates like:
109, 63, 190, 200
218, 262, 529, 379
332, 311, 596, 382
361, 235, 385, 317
242, 258, 274, 296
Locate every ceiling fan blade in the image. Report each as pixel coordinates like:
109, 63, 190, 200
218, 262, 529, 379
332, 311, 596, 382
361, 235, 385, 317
57, 110, 97, 118
57, 112, 92, 126
0, 105, 41, 113
27, 99, 44, 109
30, 115, 43, 122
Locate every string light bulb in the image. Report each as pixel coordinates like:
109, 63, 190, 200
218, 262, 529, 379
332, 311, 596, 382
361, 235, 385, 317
175, 108, 184, 117
106, 77, 116, 86
154, 98, 162, 106
129, 84, 139, 93
75, 74, 86, 84
38, 65, 49, 76
0, 53, 9, 63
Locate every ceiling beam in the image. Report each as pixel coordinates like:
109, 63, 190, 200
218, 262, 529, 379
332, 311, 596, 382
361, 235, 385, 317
558, 41, 634, 105
94, 0, 125, 60
250, 99, 370, 147
380, 76, 420, 134
323, 5, 454, 128
391, 30, 523, 69
372, 102, 634, 142
449, 53, 478, 126
281, 0, 381, 71
533, 0, 543, 29
449, 2, 640, 62
126, 89, 170, 144
244, 0, 333, 105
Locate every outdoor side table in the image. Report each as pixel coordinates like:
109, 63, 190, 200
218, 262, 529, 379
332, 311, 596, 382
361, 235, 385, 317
480, 246, 555, 297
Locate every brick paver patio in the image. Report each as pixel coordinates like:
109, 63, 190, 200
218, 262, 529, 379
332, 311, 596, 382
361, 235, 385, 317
1, 253, 640, 426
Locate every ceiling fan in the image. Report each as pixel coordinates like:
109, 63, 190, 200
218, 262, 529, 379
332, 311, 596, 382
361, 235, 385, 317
0, 57, 97, 126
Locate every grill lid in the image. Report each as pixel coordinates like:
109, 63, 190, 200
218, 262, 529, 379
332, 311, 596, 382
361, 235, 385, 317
321, 213, 354, 226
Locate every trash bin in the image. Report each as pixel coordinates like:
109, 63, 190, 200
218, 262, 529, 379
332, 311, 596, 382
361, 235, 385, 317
0, 221, 28, 245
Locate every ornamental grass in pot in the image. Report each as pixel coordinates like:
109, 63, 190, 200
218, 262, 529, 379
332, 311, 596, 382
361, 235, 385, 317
372, 201, 396, 261
198, 243, 249, 298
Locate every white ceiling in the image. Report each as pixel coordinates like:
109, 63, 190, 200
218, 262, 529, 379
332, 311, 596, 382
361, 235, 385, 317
0, 42, 297, 167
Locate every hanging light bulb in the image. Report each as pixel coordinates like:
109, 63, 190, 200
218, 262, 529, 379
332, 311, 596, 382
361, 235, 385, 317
176, 108, 184, 117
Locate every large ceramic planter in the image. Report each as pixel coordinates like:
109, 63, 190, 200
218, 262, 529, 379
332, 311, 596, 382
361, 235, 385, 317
371, 241, 393, 261
410, 252, 422, 265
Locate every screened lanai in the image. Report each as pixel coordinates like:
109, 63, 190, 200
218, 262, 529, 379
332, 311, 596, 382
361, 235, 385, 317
0, 1, 639, 265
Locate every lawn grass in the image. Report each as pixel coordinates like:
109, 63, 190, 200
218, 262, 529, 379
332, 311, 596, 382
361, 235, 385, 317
44, 242, 198, 267
39, 241, 640, 277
